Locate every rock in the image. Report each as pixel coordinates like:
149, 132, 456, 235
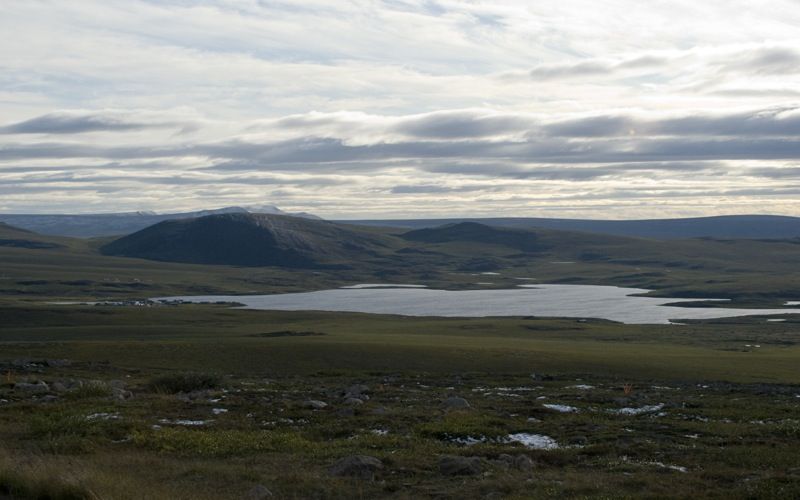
112, 387, 133, 400
370, 407, 388, 415
344, 397, 364, 406
442, 396, 471, 410
328, 455, 383, 480
344, 384, 369, 398
439, 455, 481, 476
45, 359, 71, 368
108, 379, 126, 389
335, 408, 355, 417
495, 454, 532, 471
244, 484, 273, 499
513, 454, 534, 472
51, 381, 69, 393
14, 381, 49, 394
302, 400, 328, 410
568, 436, 588, 446
39, 395, 59, 403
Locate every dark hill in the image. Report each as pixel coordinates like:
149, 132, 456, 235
342, 214, 800, 240
100, 213, 394, 268
401, 222, 548, 252
0, 222, 65, 249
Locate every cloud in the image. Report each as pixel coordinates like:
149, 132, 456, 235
2, 1, 800, 217
0, 111, 195, 135
527, 54, 670, 80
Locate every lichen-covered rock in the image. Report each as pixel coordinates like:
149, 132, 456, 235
328, 455, 383, 480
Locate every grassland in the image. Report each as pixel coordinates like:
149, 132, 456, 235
1, 226, 799, 498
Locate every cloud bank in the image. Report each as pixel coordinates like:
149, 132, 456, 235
1, 1, 800, 218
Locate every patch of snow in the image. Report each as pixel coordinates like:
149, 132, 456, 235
567, 385, 595, 390
506, 433, 559, 450
767, 319, 786, 322
450, 435, 486, 446
543, 404, 579, 413
649, 461, 688, 473
481, 272, 500, 275
86, 412, 120, 421
609, 403, 665, 416
160, 418, 208, 426
371, 429, 389, 436
785, 301, 800, 306
212, 408, 228, 415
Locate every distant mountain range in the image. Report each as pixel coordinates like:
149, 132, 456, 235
2, 208, 800, 240
341, 215, 800, 240
0, 205, 320, 238
96, 213, 800, 280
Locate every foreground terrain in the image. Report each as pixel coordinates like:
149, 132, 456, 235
1, 305, 799, 499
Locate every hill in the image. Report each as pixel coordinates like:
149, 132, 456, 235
100, 213, 394, 268
0, 206, 320, 238
342, 214, 800, 240
401, 222, 549, 252
0, 222, 67, 249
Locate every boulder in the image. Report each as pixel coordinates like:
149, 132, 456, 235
302, 400, 328, 410
244, 484, 273, 499
439, 455, 481, 476
344, 397, 364, 406
328, 455, 383, 480
442, 396, 471, 410
14, 381, 49, 394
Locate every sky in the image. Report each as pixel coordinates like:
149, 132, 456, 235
1, 0, 800, 219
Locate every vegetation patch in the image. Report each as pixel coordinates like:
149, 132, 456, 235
147, 373, 223, 394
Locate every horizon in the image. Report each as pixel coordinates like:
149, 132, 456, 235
2, 2, 800, 218
2, 205, 800, 223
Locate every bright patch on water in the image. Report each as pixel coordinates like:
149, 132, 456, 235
339, 284, 427, 289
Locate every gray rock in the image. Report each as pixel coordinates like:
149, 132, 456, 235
112, 387, 133, 400
344, 397, 364, 406
328, 455, 383, 480
513, 454, 534, 472
108, 379, 126, 389
14, 381, 49, 394
51, 381, 69, 393
244, 484, 273, 499
442, 396, 471, 410
302, 400, 328, 410
344, 384, 369, 398
439, 455, 481, 476
45, 359, 71, 368
335, 408, 355, 417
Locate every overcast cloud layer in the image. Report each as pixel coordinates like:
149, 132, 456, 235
1, 1, 800, 218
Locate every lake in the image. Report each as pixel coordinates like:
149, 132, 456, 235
160, 284, 797, 324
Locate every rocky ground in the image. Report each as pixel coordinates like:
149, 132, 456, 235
1, 358, 799, 499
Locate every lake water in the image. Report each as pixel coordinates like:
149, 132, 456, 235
160, 284, 798, 324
